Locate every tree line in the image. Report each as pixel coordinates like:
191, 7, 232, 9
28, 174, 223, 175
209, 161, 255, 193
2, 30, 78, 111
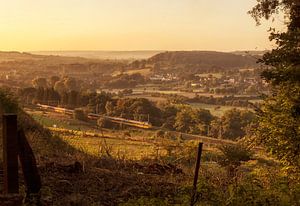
18, 76, 256, 140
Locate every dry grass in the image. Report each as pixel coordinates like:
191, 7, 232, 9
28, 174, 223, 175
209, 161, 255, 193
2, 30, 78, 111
0, 109, 191, 205
59, 134, 159, 160
0, 106, 276, 205
39, 162, 186, 206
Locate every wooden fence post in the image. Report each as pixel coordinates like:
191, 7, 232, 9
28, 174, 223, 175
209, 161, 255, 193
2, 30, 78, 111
3, 114, 19, 194
191, 142, 203, 206
17, 129, 42, 194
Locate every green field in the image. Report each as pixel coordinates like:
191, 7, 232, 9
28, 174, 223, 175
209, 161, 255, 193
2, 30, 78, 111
26, 106, 241, 160
59, 134, 162, 160
126, 94, 167, 102
28, 109, 166, 159
29, 110, 94, 131
188, 103, 250, 117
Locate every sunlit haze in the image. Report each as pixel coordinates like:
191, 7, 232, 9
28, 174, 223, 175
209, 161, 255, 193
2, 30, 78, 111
0, 0, 285, 51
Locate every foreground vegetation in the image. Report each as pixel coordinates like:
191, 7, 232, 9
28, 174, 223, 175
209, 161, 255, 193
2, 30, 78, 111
23, 113, 300, 205
20, 100, 299, 205
0, 85, 298, 205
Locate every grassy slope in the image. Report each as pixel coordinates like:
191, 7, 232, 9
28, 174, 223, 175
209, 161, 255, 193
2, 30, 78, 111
24, 107, 287, 206
0, 92, 281, 205
0, 104, 189, 205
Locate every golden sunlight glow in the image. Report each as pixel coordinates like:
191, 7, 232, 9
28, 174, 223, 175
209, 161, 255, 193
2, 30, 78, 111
0, 0, 284, 51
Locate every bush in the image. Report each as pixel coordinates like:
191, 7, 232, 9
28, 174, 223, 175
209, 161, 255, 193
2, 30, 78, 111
217, 144, 253, 177
0, 89, 19, 114
73, 109, 86, 121
155, 130, 165, 138
97, 117, 114, 129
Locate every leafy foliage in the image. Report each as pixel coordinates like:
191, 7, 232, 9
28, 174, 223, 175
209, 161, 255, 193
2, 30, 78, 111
111, 98, 162, 125
97, 117, 115, 129
105, 73, 145, 89
73, 109, 86, 121
218, 144, 253, 168
217, 144, 253, 178
256, 84, 300, 167
210, 109, 256, 140
0, 89, 19, 113
249, 0, 300, 169
173, 106, 213, 135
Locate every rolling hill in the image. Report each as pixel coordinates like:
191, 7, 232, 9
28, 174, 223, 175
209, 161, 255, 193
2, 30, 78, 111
142, 51, 259, 73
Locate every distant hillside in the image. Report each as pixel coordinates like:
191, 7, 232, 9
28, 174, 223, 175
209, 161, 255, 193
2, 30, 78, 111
0, 51, 93, 63
0, 51, 44, 63
0, 51, 127, 78
231, 50, 268, 56
31, 50, 163, 60
142, 51, 259, 73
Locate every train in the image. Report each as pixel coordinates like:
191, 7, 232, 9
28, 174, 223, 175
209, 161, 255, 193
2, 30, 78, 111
36, 104, 153, 129
37, 104, 74, 115
87, 113, 152, 129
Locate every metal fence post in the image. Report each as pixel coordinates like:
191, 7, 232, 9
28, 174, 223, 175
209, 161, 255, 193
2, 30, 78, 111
191, 142, 203, 206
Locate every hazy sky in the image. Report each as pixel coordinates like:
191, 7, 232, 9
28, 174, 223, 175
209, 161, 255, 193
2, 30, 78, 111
0, 0, 285, 51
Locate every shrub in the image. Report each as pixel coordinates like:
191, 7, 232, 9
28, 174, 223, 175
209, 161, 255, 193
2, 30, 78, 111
97, 117, 114, 129
155, 130, 165, 138
73, 109, 86, 121
0, 89, 19, 114
217, 144, 253, 177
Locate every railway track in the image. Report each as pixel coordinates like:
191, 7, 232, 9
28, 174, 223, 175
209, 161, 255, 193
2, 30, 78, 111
34, 104, 240, 147
36, 104, 153, 129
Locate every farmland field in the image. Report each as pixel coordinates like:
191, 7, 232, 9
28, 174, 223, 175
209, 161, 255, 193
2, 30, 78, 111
188, 103, 251, 117
196, 73, 223, 78
59, 134, 163, 160
125, 94, 167, 102
112, 68, 152, 76
26, 107, 230, 160
26, 108, 166, 159
27, 109, 95, 131
99, 87, 226, 98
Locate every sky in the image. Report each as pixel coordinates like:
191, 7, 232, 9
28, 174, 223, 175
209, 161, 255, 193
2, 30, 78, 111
0, 0, 286, 51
